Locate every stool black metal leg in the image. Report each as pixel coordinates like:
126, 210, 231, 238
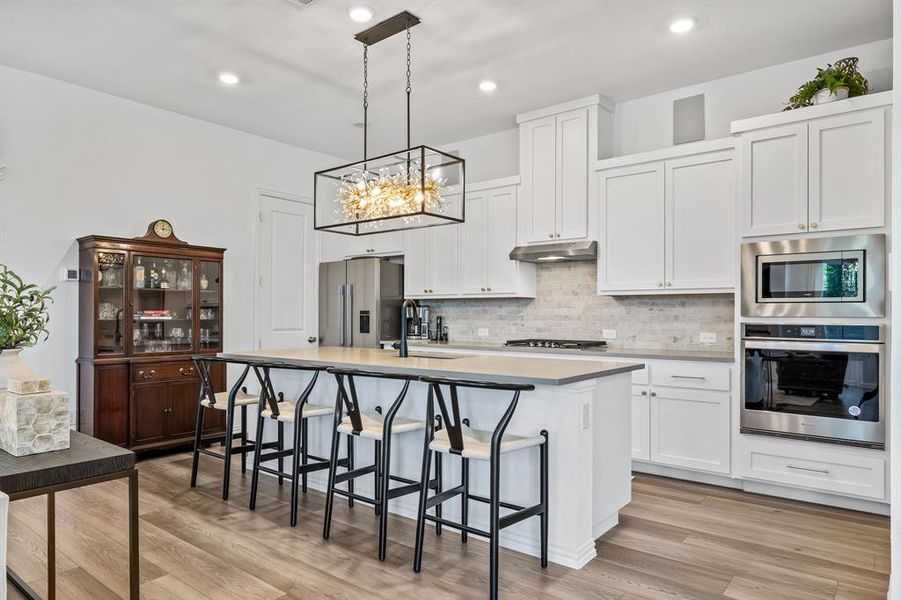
301, 416, 309, 493
190, 403, 205, 488
377, 432, 392, 561
277, 421, 285, 486
323, 428, 342, 539
373, 439, 382, 517
346, 435, 355, 508
222, 399, 236, 500
434, 450, 443, 536
290, 415, 304, 527
413, 393, 435, 573
540, 430, 549, 568
240, 405, 248, 474
489, 450, 501, 600
249, 412, 266, 511
461, 456, 470, 544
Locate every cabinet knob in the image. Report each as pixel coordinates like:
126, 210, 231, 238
666, 282, 672, 287
487, 287, 491, 292
555, 233, 560, 238
481, 287, 486, 292
423, 289, 428, 293
641, 391, 648, 396
657, 282, 663, 288
798, 223, 806, 230
650, 391, 657, 397
810, 222, 818, 229
429, 289, 434, 293
547, 233, 554, 239
307, 336, 318, 343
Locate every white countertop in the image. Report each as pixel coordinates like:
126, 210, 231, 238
219, 346, 643, 386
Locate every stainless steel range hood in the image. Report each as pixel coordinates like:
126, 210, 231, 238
509, 240, 597, 263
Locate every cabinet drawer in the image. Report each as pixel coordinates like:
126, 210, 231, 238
651, 362, 730, 391
739, 438, 885, 500
132, 360, 197, 383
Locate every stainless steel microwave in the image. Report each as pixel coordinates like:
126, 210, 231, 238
740, 234, 885, 318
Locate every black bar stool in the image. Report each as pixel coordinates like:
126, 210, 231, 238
248, 361, 343, 526
412, 376, 548, 600
190, 356, 263, 500
322, 367, 434, 561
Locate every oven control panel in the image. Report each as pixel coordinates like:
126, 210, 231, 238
742, 323, 883, 342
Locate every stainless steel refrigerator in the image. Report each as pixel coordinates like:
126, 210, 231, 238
319, 258, 404, 348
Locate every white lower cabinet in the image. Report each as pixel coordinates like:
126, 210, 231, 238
737, 436, 885, 501
629, 360, 732, 476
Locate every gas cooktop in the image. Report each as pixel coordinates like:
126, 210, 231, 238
504, 339, 608, 350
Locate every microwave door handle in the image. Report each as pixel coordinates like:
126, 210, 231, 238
743, 340, 883, 354
339, 285, 346, 347
346, 284, 354, 348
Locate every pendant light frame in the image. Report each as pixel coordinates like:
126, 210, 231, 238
314, 10, 466, 237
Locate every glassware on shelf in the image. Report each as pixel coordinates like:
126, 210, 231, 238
170, 327, 185, 346
149, 261, 160, 288
200, 272, 209, 290
154, 323, 163, 339
159, 261, 172, 289
200, 328, 210, 349
134, 257, 145, 289
176, 263, 192, 290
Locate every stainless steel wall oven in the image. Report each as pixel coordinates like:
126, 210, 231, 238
740, 324, 884, 448
740, 234, 885, 318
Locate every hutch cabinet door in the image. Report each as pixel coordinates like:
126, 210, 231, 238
95, 364, 129, 446
96, 251, 127, 355
131, 383, 169, 446
740, 123, 808, 237
132, 255, 195, 355
808, 108, 886, 233
198, 260, 222, 351
169, 380, 201, 439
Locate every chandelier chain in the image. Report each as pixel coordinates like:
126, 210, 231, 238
405, 24, 412, 150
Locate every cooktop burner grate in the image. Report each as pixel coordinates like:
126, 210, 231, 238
504, 339, 608, 350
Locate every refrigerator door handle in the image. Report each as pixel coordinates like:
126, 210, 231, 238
345, 283, 354, 347
339, 284, 346, 347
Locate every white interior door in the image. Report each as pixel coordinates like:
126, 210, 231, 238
256, 193, 317, 349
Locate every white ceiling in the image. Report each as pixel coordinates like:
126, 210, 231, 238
0, 0, 891, 158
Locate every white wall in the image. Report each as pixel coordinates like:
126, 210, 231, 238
0, 65, 341, 409
437, 39, 893, 173
890, 6, 900, 599
614, 38, 892, 156
439, 127, 518, 182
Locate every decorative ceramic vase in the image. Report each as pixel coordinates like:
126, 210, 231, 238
0, 348, 34, 390
813, 86, 849, 105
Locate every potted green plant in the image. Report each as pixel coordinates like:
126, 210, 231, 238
0, 265, 55, 388
785, 57, 869, 110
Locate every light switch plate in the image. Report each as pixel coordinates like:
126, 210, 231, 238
478, 328, 489, 337
700, 332, 717, 344
602, 329, 617, 339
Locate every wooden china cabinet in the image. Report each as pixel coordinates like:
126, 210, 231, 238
76, 220, 227, 451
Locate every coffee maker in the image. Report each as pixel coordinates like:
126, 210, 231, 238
406, 304, 430, 339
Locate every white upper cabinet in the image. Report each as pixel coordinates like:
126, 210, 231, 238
320, 230, 404, 262
460, 190, 489, 294
517, 96, 613, 244
403, 227, 430, 297
596, 141, 736, 295
732, 93, 890, 237
740, 124, 808, 237
598, 163, 666, 291
808, 108, 885, 232
665, 151, 735, 290
403, 223, 460, 298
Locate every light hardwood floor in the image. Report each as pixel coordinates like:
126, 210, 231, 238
5, 452, 890, 599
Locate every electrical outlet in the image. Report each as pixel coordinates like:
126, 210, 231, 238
700, 332, 717, 344
478, 328, 489, 337
602, 329, 616, 339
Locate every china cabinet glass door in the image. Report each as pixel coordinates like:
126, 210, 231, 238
97, 251, 126, 355
132, 255, 194, 354
198, 260, 222, 351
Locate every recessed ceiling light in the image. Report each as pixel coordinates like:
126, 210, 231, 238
669, 17, 696, 34
479, 80, 498, 93
348, 6, 374, 23
218, 72, 240, 85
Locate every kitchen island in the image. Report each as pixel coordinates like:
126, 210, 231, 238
220, 347, 643, 569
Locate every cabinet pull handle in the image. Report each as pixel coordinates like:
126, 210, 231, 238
810, 222, 818, 229
786, 464, 830, 475
179, 367, 194, 376
138, 369, 156, 379
797, 223, 806, 230
670, 374, 706, 380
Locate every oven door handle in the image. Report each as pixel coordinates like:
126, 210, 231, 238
743, 340, 883, 354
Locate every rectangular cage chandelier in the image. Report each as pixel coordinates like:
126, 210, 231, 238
314, 11, 465, 236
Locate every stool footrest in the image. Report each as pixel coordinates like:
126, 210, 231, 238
467, 493, 525, 511
425, 515, 489, 538
259, 448, 295, 462
332, 489, 377, 506
389, 474, 418, 485
257, 465, 291, 479
425, 484, 464, 509
498, 503, 545, 530
386, 482, 421, 500
334, 464, 377, 484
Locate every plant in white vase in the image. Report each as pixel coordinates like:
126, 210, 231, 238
0, 265, 55, 389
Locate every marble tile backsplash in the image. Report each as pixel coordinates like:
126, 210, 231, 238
427, 262, 735, 352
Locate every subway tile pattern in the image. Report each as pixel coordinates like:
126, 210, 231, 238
427, 262, 734, 351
